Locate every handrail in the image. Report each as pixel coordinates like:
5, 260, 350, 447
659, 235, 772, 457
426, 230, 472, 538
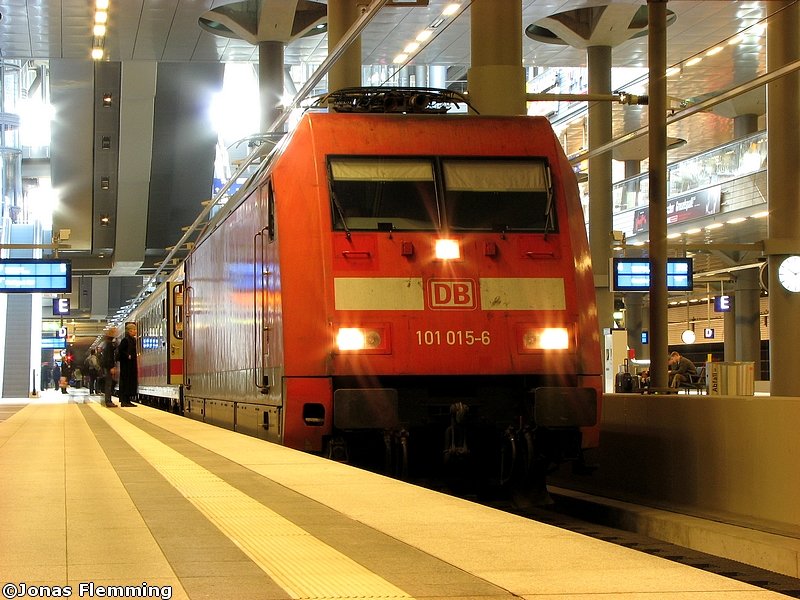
183, 284, 193, 390
253, 228, 269, 391
569, 59, 800, 165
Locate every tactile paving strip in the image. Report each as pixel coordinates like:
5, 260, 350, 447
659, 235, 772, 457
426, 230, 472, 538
90, 403, 413, 600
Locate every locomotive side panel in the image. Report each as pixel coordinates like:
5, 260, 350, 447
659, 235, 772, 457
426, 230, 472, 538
182, 118, 332, 449
270, 121, 332, 376
185, 190, 268, 405
268, 120, 336, 450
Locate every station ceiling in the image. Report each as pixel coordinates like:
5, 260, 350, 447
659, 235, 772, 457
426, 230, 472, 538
0, 0, 784, 343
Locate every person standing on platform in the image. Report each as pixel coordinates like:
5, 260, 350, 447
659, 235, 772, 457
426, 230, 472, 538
41, 362, 52, 391
116, 322, 138, 407
100, 327, 118, 407
85, 349, 100, 394
668, 351, 697, 389
58, 360, 70, 394
52, 362, 61, 391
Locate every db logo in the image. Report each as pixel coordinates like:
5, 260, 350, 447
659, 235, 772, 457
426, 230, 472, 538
427, 279, 476, 310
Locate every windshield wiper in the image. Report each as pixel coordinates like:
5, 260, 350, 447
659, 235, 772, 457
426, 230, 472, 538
543, 168, 555, 236
330, 191, 351, 238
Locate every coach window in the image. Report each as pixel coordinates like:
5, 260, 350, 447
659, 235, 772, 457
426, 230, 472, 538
442, 159, 556, 232
328, 157, 438, 231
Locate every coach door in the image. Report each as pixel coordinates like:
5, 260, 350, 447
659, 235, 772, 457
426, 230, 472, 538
168, 281, 184, 385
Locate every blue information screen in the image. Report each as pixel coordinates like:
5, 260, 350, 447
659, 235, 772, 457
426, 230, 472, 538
0, 259, 72, 293
41, 337, 67, 349
612, 257, 693, 292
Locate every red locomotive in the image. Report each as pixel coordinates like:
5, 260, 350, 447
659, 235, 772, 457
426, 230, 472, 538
132, 88, 602, 486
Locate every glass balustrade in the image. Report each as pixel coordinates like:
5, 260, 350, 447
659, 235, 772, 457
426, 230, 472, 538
599, 131, 768, 238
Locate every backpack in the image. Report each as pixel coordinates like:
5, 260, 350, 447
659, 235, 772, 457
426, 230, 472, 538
88, 354, 100, 371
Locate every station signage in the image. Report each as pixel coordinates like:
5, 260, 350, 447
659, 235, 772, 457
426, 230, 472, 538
632, 187, 721, 234
611, 257, 693, 292
0, 259, 71, 293
41, 337, 66, 350
53, 298, 70, 315
667, 188, 721, 224
714, 295, 732, 312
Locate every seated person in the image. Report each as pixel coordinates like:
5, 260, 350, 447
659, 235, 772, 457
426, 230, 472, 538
668, 351, 697, 388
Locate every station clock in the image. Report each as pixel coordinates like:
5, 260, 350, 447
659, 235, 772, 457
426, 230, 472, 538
777, 255, 800, 293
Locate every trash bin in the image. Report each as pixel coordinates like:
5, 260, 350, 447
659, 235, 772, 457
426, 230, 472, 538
707, 362, 755, 396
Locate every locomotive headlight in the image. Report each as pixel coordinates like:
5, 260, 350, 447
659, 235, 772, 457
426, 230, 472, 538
523, 327, 570, 350
336, 327, 384, 351
337, 328, 366, 351
435, 239, 460, 260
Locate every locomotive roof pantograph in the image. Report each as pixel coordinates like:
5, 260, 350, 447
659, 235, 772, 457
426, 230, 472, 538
314, 86, 476, 114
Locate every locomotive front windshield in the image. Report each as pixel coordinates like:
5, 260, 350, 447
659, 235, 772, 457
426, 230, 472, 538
443, 159, 556, 232
329, 157, 556, 232
329, 158, 439, 231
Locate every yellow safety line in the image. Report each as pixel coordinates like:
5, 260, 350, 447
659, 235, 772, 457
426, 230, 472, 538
89, 404, 413, 600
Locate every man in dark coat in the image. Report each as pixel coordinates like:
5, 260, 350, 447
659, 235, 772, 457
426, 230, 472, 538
100, 327, 118, 407
41, 362, 52, 391
52, 362, 61, 391
116, 322, 138, 407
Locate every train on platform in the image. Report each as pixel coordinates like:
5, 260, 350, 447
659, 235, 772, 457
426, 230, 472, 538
129, 88, 602, 486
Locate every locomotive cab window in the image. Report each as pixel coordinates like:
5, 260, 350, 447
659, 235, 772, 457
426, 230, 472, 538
329, 158, 439, 231
442, 159, 556, 232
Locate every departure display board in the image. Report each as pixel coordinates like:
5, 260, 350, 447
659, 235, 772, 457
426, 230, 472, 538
0, 259, 72, 293
42, 337, 67, 349
612, 257, 693, 292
